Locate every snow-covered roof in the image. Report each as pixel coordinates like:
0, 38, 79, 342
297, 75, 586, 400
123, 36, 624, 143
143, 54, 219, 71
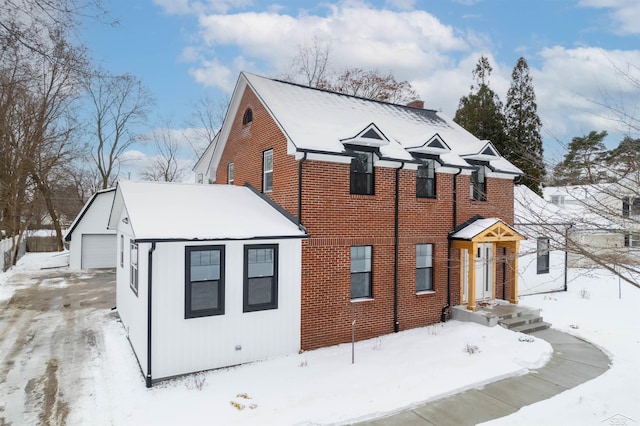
450, 218, 500, 240
108, 181, 307, 241
514, 185, 566, 224
240, 72, 521, 174
64, 188, 116, 242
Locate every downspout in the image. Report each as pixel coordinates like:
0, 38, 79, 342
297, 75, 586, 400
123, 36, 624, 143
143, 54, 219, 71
444, 168, 463, 322
146, 242, 156, 388
393, 162, 404, 333
298, 152, 307, 225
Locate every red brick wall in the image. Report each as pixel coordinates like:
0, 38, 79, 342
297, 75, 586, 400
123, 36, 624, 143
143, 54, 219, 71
218, 85, 516, 351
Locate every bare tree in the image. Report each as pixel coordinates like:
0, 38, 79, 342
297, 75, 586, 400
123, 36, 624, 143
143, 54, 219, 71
281, 36, 331, 88
183, 95, 227, 160
280, 37, 418, 104
140, 119, 187, 182
85, 72, 154, 189
325, 67, 418, 104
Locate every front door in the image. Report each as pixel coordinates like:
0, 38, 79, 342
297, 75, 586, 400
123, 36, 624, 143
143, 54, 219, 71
475, 243, 493, 300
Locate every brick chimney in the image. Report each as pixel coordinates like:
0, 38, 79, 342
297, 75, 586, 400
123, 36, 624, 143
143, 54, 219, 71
406, 99, 424, 109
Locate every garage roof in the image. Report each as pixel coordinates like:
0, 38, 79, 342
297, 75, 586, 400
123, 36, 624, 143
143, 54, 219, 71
108, 181, 308, 242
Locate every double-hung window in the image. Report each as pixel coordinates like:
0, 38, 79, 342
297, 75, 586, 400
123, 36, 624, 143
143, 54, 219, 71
416, 160, 436, 198
185, 246, 225, 318
130, 241, 138, 295
244, 245, 278, 312
622, 197, 640, 217
471, 166, 487, 201
228, 162, 234, 185
351, 246, 372, 299
263, 149, 273, 192
350, 150, 374, 195
120, 235, 124, 268
537, 238, 550, 274
416, 244, 434, 292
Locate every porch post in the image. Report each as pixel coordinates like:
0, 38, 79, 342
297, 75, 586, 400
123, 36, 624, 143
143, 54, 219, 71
508, 241, 519, 304
467, 243, 477, 311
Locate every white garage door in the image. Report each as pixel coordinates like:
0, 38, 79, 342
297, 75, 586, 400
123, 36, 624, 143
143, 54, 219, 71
81, 234, 116, 269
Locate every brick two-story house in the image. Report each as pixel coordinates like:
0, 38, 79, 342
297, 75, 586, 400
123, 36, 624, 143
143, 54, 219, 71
196, 72, 524, 351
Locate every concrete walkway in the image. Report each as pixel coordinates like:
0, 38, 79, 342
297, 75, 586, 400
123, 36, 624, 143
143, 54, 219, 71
357, 328, 610, 426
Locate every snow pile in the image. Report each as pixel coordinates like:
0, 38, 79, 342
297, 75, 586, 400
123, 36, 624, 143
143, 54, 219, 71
0, 251, 69, 302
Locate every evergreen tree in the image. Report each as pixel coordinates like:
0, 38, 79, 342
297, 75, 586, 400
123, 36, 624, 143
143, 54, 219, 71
551, 130, 608, 185
454, 56, 508, 156
606, 136, 640, 178
504, 57, 545, 195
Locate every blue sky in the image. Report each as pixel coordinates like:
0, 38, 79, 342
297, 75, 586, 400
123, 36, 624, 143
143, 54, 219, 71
81, 0, 640, 174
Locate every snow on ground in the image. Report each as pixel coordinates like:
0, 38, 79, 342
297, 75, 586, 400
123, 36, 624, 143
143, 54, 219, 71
0, 250, 69, 302
484, 268, 640, 425
2, 252, 639, 425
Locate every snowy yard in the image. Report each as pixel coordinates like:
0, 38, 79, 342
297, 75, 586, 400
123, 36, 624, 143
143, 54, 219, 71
0, 252, 638, 425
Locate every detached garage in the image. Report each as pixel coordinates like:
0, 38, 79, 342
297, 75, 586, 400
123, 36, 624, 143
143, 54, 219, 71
65, 188, 116, 269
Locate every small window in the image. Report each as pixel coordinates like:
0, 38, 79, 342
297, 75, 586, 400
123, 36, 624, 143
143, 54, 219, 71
130, 241, 138, 295
228, 162, 234, 185
471, 166, 487, 201
242, 108, 253, 125
244, 245, 278, 312
416, 160, 436, 198
351, 245, 372, 299
197, 173, 203, 184
416, 244, 434, 292
633, 198, 640, 215
626, 233, 640, 248
350, 150, 374, 195
551, 195, 565, 206
185, 246, 225, 318
537, 238, 550, 274
120, 235, 124, 268
263, 149, 273, 192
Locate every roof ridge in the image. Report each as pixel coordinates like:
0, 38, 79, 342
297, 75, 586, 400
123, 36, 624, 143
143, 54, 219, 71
243, 71, 439, 113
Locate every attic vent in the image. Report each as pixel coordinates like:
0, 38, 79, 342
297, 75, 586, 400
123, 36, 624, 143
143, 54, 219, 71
361, 128, 383, 140
481, 145, 498, 156
242, 108, 253, 125
428, 139, 445, 149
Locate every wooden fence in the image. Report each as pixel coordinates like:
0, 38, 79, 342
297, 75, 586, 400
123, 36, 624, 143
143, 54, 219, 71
1, 236, 26, 272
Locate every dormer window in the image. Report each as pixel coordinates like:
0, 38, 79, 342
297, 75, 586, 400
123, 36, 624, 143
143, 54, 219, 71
416, 159, 436, 199
242, 108, 253, 126
350, 149, 375, 195
471, 166, 487, 201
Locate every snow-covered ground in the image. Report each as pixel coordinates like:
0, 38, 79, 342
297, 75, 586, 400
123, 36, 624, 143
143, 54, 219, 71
1, 253, 639, 425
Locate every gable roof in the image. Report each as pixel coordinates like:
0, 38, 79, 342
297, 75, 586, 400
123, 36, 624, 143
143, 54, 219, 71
108, 181, 307, 242
450, 217, 524, 242
204, 72, 522, 179
64, 188, 116, 242
514, 185, 568, 224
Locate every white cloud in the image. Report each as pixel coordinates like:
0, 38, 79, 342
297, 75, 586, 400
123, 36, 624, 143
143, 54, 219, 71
578, 0, 640, 35
533, 46, 640, 155
153, 0, 253, 15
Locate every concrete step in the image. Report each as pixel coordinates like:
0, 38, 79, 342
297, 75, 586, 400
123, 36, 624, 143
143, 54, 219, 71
498, 314, 543, 328
511, 321, 552, 334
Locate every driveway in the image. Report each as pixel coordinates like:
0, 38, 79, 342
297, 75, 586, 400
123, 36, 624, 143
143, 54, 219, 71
0, 268, 115, 426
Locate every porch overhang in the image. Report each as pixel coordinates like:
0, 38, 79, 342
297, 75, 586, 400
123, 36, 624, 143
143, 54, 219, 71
450, 218, 525, 311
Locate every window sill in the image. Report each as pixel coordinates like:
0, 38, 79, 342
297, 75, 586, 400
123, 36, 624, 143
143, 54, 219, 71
416, 290, 435, 296
351, 297, 374, 303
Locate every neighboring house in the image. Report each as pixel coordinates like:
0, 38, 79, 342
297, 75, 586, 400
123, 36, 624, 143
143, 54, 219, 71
543, 183, 628, 267
64, 188, 116, 269
108, 181, 307, 386
196, 71, 525, 352
514, 185, 570, 295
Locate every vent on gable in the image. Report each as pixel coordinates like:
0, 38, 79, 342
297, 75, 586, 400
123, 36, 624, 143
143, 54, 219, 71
481, 144, 498, 157
340, 123, 389, 148
407, 134, 451, 155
